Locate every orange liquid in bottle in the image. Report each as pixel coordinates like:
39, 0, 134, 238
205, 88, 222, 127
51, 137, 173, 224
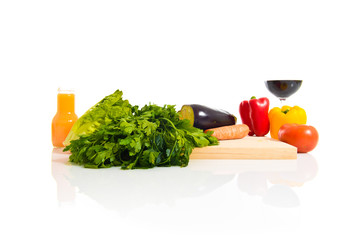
52, 89, 78, 147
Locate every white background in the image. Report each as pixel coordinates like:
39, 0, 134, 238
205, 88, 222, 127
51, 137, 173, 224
1, 0, 359, 239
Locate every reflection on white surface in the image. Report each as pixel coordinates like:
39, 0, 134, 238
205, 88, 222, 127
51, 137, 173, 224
263, 185, 300, 208
51, 148, 318, 215
236, 154, 318, 208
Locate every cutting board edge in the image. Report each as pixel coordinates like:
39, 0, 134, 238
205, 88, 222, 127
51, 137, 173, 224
190, 152, 297, 160
192, 145, 297, 153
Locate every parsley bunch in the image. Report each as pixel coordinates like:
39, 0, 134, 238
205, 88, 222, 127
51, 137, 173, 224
64, 91, 218, 169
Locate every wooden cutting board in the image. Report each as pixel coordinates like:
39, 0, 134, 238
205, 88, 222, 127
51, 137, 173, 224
190, 136, 297, 160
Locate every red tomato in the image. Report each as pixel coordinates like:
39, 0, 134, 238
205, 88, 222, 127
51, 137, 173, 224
278, 124, 319, 153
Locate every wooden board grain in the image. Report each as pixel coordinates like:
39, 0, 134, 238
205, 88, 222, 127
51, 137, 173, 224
190, 136, 297, 160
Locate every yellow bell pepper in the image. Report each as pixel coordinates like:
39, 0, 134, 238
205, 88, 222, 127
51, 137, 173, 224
268, 105, 307, 139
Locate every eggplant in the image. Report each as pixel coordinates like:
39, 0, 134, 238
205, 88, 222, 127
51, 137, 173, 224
179, 104, 237, 130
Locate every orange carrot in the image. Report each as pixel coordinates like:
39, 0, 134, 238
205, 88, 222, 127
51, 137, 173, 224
205, 124, 249, 140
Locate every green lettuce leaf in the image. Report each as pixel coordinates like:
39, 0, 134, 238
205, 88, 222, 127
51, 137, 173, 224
63, 90, 133, 146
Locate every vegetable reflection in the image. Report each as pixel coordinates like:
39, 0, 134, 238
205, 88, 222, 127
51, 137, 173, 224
51, 148, 234, 214
52, 149, 317, 212
237, 153, 318, 208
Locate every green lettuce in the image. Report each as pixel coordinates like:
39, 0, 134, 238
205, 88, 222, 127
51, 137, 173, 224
63, 90, 133, 146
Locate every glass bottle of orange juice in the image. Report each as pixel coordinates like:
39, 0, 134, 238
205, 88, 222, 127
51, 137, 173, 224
52, 88, 78, 147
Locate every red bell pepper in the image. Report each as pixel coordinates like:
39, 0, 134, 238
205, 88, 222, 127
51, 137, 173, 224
239, 96, 270, 136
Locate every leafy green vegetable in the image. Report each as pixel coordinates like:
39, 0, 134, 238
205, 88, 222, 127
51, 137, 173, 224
63, 90, 218, 169
63, 90, 133, 146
